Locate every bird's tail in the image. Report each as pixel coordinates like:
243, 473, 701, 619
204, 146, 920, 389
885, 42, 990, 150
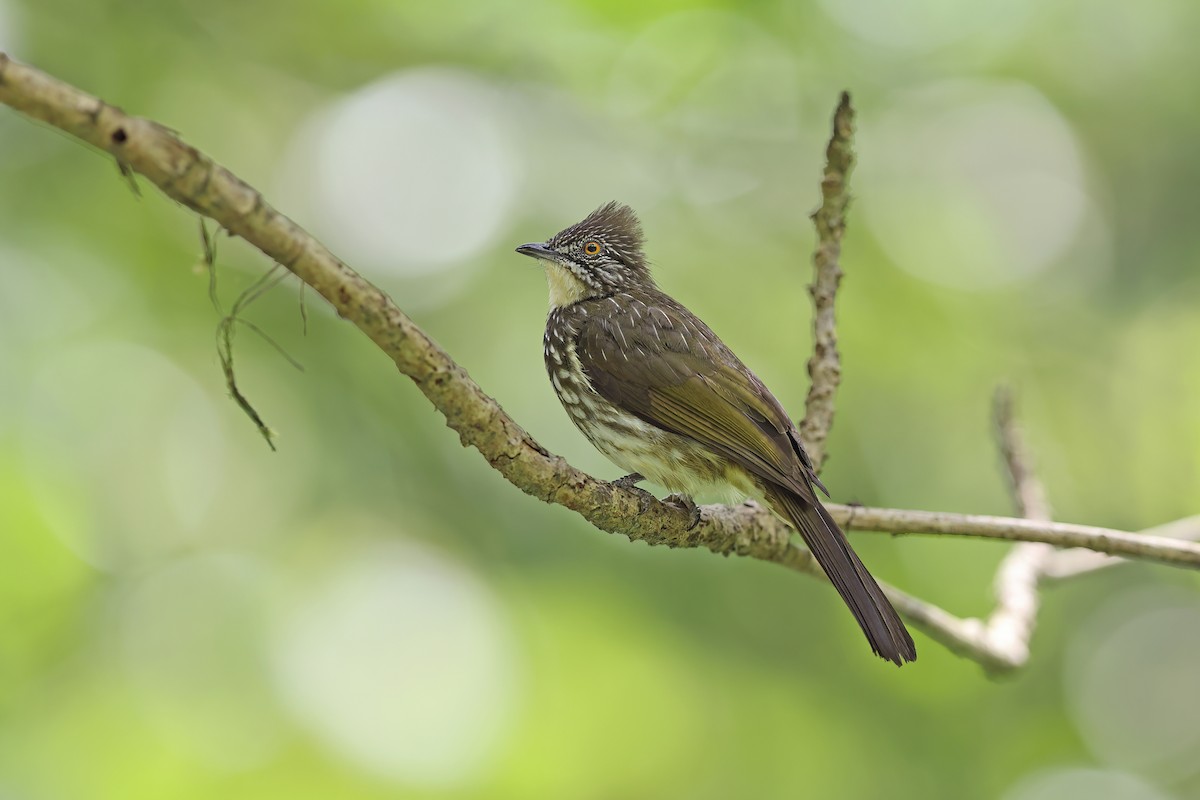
764, 485, 916, 665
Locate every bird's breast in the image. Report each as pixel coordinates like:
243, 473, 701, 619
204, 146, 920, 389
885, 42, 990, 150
544, 312, 754, 501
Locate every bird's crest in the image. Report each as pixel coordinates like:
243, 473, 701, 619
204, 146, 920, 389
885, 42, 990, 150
549, 201, 645, 268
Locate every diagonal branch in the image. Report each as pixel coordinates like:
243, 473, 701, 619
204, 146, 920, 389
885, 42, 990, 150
0, 51, 798, 567
3, 54, 1197, 669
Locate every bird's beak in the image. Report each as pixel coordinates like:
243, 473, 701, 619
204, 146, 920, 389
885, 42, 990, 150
515, 242, 558, 262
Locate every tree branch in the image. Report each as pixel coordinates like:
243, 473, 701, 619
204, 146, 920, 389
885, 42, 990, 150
798, 91, 852, 472
3, 54, 1196, 670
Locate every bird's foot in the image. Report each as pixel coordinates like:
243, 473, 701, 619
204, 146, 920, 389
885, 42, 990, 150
612, 472, 645, 490
664, 493, 701, 530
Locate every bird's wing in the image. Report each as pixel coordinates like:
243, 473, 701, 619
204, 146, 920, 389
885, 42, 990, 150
577, 295, 917, 664
576, 294, 819, 499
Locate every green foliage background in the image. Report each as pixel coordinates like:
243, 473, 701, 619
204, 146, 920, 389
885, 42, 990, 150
1, 0, 1199, 798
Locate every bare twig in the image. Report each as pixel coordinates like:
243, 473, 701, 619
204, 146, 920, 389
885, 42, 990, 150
799, 91, 852, 472
1043, 515, 1200, 580
993, 387, 1051, 521
830, 505, 1200, 568
983, 388, 1056, 669
3, 55, 1196, 670
878, 587, 1016, 672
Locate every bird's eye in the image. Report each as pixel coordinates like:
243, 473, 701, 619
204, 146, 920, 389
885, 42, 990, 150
583, 241, 601, 256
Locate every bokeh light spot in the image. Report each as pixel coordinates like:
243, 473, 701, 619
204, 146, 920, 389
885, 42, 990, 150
1066, 592, 1200, 781
278, 69, 520, 278
608, 11, 798, 141
0, 242, 126, 346
1002, 767, 1173, 800
858, 81, 1094, 290
272, 539, 519, 787
818, 0, 1035, 51
22, 342, 226, 568
605, 10, 801, 208
0, 0, 21, 52
120, 554, 285, 770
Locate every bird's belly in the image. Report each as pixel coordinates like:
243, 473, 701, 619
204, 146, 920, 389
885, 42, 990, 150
564, 390, 756, 502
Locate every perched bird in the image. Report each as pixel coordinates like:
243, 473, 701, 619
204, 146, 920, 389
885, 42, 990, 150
516, 202, 916, 665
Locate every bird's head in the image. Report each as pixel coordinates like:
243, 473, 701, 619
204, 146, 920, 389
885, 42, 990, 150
516, 201, 652, 307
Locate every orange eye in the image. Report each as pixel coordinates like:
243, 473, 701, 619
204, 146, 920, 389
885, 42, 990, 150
583, 241, 601, 256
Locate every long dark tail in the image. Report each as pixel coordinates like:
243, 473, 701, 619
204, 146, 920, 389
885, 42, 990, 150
765, 485, 916, 665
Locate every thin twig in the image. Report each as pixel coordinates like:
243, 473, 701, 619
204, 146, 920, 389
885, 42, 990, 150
210, 250, 297, 448
879, 587, 1015, 672
1042, 515, 1200, 580
983, 387, 1055, 669
799, 91, 852, 473
216, 316, 276, 450
829, 505, 1200, 568
993, 387, 1051, 521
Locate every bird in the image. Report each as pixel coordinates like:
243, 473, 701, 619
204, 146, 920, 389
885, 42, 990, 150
516, 201, 916, 666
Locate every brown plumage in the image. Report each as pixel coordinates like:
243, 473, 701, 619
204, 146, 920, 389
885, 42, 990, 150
518, 202, 916, 665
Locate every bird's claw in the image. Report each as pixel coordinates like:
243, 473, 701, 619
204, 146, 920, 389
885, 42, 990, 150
612, 472, 645, 490
664, 493, 701, 530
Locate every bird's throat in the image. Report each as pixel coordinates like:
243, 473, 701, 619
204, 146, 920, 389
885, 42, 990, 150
543, 262, 591, 308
